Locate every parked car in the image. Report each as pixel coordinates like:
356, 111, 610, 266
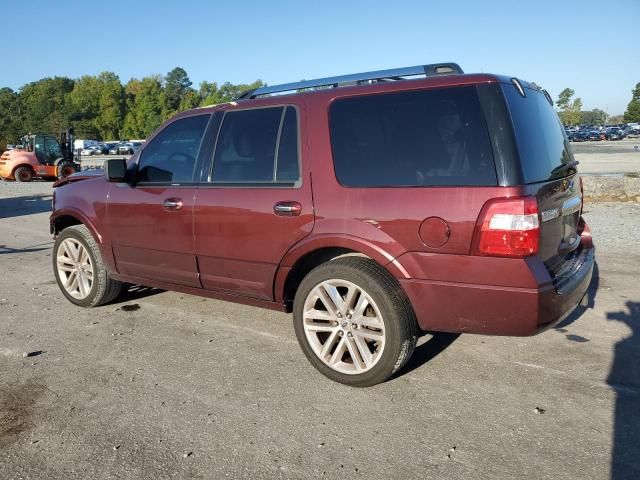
605, 128, 625, 141
50, 63, 594, 387
565, 129, 575, 141
588, 130, 604, 141
108, 144, 121, 155
94, 144, 110, 155
572, 131, 590, 142
80, 148, 96, 156
118, 143, 134, 155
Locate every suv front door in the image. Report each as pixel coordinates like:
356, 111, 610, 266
106, 114, 211, 287
194, 104, 314, 300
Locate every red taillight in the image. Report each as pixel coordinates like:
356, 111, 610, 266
475, 197, 539, 257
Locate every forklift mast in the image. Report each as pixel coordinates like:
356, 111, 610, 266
59, 128, 76, 162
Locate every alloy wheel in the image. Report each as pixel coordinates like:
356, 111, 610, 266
56, 238, 94, 299
302, 279, 386, 375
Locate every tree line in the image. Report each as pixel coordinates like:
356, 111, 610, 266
0, 67, 263, 148
556, 83, 640, 126
2, 68, 639, 148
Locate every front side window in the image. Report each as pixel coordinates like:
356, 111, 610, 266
330, 86, 497, 187
211, 106, 300, 184
138, 114, 210, 183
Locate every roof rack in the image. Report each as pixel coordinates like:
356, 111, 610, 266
238, 62, 463, 99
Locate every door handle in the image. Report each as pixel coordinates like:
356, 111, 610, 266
274, 201, 302, 216
163, 198, 183, 211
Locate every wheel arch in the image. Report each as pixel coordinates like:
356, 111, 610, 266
50, 209, 103, 245
12, 163, 35, 175
275, 235, 410, 309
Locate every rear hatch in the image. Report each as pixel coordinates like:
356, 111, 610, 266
502, 83, 584, 277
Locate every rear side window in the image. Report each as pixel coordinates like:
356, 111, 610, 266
138, 114, 210, 183
212, 106, 300, 184
502, 85, 574, 183
329, 86, 496, 187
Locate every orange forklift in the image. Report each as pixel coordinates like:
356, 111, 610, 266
0, 129, 80, 182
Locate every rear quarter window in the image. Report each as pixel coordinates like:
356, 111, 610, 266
502, 85, 575, 183
329, 86, 497, 187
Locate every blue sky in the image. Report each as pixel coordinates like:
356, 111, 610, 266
2, 0, 638, 114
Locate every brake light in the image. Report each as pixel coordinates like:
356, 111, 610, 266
475, 197, 539, 257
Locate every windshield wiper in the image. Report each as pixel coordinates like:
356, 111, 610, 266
550, 160, 579, 177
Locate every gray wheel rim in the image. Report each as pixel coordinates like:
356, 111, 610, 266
302, 279, 386, 375
56, 238, 94, 299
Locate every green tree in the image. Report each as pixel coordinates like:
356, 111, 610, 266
94, 72, 125, 140
557, 88, 574, 111
624, 82, 640, 123
68, 75, 101, 138
217, 80, 265, 103
178, 90, 201, 111
199, 81, 220, 106
556, 88, 582, 126
580, 108, 607, 126
122, 76, 166, 138
19, 77, 75, 133
164, 67, 192, 112
0, 87, 23, 149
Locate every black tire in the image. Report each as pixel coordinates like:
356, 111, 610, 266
14, 166, 34, 182
56, 162, 78, 180
293, 257, 417, 387
53, 225, 123, 307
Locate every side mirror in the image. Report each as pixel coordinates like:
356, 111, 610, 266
104, 158, 127, 183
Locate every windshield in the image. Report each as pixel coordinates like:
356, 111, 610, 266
502, 84, 575, 183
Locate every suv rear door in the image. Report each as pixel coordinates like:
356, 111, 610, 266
193, 103, 314, 300
501, 84, 585, 276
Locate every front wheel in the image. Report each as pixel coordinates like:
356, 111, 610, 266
293, 257, 417, 387
14, 166, 34, 182
56, 162, 78, 179
53, 225, 124, 307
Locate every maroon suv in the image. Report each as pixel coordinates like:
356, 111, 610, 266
51, 62, 594, 387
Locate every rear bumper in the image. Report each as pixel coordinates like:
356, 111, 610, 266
396, 234, 594, 336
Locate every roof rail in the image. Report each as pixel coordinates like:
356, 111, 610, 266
238, 62, 463, 99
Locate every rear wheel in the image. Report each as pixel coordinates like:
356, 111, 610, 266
56, 162, 78, 179
293, 257, 417, 387
14, 166, 34, 182
53, 225, 123, 307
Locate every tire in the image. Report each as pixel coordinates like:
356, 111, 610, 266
53, 225, 123, 307
56, 162, 78, 180
14, 166, 34, 182
293, 257, 417, 387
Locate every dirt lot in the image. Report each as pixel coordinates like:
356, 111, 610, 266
1, 180, 639, 479
572, 138, 640, 174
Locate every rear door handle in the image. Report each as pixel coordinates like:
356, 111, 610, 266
274, 201, 302, 216
163, 198, 183, 211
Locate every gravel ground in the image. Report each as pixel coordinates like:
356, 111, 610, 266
1, 182, 639, 479
572, 138, 640, 174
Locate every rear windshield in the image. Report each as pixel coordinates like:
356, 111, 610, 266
329, 86, 497, 187
502, 85, 575, 183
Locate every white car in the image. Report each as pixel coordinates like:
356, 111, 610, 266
80, 148, 95, 156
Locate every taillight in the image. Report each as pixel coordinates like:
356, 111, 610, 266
475, 197, 539, 257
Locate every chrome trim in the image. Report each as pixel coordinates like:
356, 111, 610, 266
541, 208, 560, 222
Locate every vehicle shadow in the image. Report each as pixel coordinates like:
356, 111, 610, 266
0, 194, 52, 219
116, 284, 165, 303
395, 332, 460, 378
607, 301, 640, 478
554, 260, 600, 330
